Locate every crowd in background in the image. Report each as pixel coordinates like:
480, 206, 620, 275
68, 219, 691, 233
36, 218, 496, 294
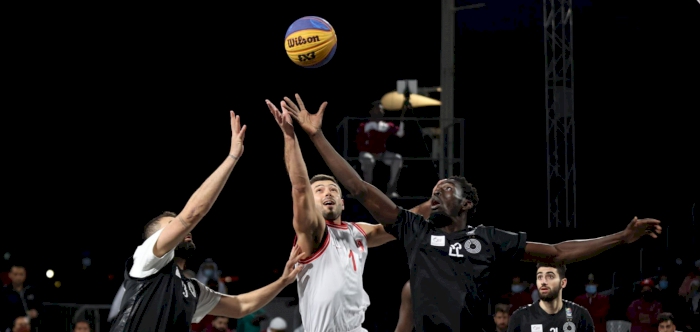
1, 256, 698, 332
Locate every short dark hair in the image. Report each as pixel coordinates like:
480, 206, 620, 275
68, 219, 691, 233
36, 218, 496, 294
536, 262, 567, 278
447, 176, 478, 205
658, 312, 674, 325
310, 174, 340, 188
494, 303, 510, 315
144, 211, 177, 240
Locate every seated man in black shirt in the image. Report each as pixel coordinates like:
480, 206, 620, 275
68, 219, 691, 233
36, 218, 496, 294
508, 263, 594, 332
284, 94, 662, 332
110, 112, 305, 332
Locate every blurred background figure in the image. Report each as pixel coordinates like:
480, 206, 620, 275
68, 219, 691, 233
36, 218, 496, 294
237, 309, 267, 332
628, 278, 663, 332
0, 265, 40, 332
267, 317, 287, 332
9, 317, 29, 332
493, 303, 510, 332
201, 316, 231, 332
656, 313, 678, 332
196, 259, 226, 293
356, 101, 405, 197
73, 319, 91, 332
574, 273, 609, 332
502, 275, 533, 314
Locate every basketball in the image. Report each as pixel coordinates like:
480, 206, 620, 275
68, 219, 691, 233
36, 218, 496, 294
284, 16, 337, 68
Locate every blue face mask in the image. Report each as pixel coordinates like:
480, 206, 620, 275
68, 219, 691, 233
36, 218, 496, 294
585, 285, 597, 294
659, 280, 668, 290
203, 269, 214, 278
511, 284, 525, 293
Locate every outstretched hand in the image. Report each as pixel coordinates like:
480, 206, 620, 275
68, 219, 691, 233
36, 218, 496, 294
621, 217, 662, 244
230, 111, 247, 158
266, 100, 295, 138
282, 93, 328, 137
279, 245, 306, 286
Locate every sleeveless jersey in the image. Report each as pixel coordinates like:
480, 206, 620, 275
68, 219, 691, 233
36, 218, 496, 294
295, 221, 370, 332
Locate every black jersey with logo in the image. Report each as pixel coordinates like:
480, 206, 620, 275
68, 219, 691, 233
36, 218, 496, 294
109, 230, 220, 332
385, 209, 528, 332
508, 300, 594, 332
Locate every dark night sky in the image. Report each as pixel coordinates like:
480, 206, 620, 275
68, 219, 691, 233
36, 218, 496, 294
2, 0, 698, 320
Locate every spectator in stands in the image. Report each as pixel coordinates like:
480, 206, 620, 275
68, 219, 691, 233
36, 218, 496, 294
628, 278, 664, 332
73, 320, 91, 332
10, 317, 29, 332
656, 272, 685, 325
503, 275, 533, 314
679, 260, 700, 298
574, 274, 610, 332
0, 264, 41, 332
202, 316, 231, 332
657, 313, 679, 332
192, 259, 228, 332
196, 259, 227, 293
267, 317, 287, 332
685, 279, 699, 330
356, 101, 405, 197
493, 303, 510, 332
237, 309, 267, 332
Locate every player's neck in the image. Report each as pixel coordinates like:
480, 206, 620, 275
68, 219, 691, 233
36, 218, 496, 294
174, 257, 186, 270
328, 218, 342, 225
539, 297, 563, 315
440, 216, 468, 233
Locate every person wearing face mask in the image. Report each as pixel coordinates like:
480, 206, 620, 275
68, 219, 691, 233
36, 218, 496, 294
503, 276, 534, 315
574, 275, 609, 332
655, 273, 684, 326
627, 279, 663, 332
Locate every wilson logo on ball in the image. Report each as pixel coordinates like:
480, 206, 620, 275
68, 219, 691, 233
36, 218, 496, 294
287, 35, 321, 48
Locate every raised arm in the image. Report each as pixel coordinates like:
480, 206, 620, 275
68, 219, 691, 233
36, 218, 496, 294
267, 100, 324, 258
154, 111, 246, 258
209, 246, 304, 318
283, 94, 400, 225
522, 217, 661, 264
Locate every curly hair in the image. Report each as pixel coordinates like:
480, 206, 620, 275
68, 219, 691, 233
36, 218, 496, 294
447, 176, 479, 206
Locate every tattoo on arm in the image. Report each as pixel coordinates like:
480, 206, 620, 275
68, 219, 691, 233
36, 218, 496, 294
178, 215, 189, 228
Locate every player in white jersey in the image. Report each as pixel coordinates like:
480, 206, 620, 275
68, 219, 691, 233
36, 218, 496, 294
267, 99, 430, 332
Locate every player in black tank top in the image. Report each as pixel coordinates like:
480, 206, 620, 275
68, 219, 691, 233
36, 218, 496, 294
109, 113, 305, 332
286, 93, 662, 331
508, 263, 593, 332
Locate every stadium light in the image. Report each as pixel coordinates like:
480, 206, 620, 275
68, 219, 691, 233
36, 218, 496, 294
54, 281, 61, 288
46, 270, 54, 278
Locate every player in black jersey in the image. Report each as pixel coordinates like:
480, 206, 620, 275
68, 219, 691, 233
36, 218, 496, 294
285, 94, 662, 332
508, 263, 594, 332
110, 112, 305, 332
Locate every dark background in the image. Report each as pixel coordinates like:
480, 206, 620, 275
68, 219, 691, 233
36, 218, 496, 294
2, 0, 698, 329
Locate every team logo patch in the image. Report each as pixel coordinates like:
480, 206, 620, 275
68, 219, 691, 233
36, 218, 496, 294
464, 238, 481, 254
563, 322, 576, 332
188, 282, 197, 297
356, 239, 364, 252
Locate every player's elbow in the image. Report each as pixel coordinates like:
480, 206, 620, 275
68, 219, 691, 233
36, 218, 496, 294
348, 181, 371, 199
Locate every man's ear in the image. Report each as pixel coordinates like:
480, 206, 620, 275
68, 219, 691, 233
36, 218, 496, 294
463, 199, 473, 211
341, 198, 345, 211
561, 278, 568, 289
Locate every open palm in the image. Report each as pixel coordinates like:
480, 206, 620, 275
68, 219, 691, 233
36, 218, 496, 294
266, 100, 295, 138
282, 93, 327, 137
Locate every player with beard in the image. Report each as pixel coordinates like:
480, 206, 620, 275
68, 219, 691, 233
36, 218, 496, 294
282, 93, 663, 332
266, 100, 430, 332
508, 263, 594, 332
110, 112, 305, 332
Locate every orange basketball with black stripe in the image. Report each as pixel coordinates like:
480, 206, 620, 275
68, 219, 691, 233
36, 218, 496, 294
284, 16, 337, 68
